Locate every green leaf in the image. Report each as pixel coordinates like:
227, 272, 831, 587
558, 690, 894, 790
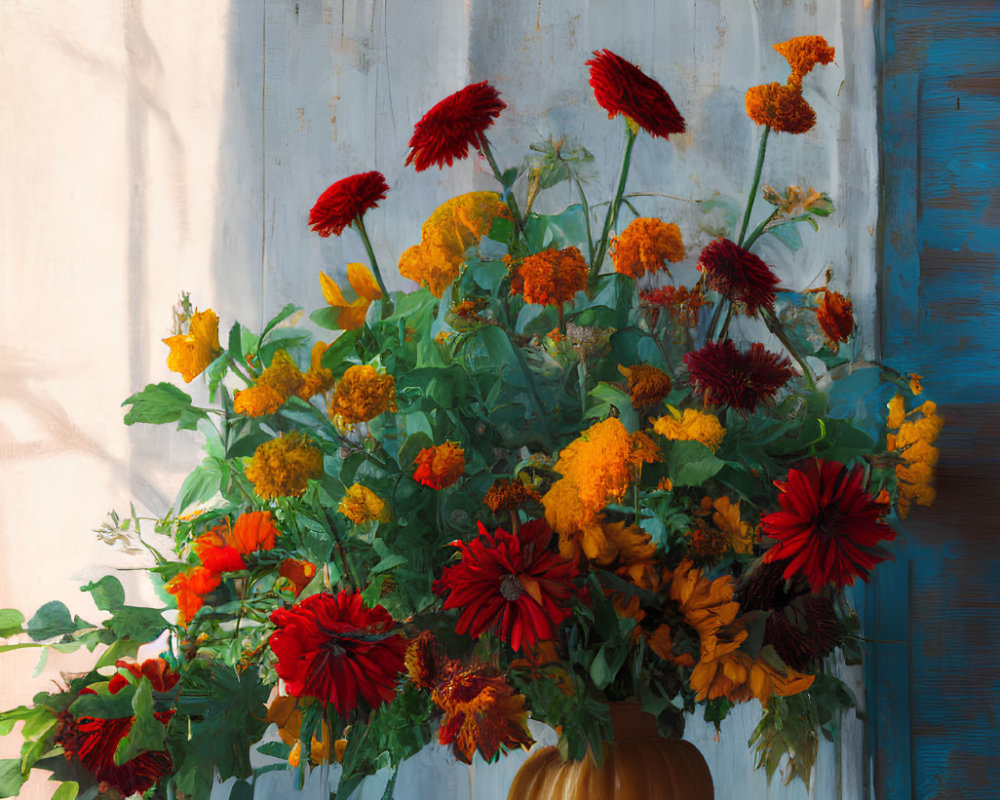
114, 679, 165, 765
0, 609, 24, 638
258, 303, 301, 344
229, 780, 254, 800
81, 577, 125, 612
122, 383, 207, 428
70, 687, 135, 720
665, 441, 726, 486
95, 636, 141, 669
107, 606, 166, 641
0, 759, 26, 798
26, 602, 84, 642
51, 781, 80, 800
175, 458, 224, 513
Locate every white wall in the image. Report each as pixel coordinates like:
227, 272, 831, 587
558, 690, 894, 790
0, 1, 877, 797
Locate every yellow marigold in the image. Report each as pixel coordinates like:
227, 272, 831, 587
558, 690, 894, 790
619, 363, 672, 409
299, 341, 336, 400
413, 441, 465, 490
483, 477, 540, 514
245, 432, 324, 500
773, 35, 836, 81
891, 399, 944, 518
399, 192, 511, 297
652, 406, 726, 451
887, 394, 906, 429
513, 246, 588, 307
163, 308, 221, 383
234, 350, 306, 417
327, 364, 397, 426
320, 262, 382, 330
609, 217, 684, 279
338, 483, 390, 524
745, 82, 816, 134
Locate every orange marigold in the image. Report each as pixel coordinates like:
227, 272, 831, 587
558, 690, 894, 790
773, 35, 836, 82
413, 441, 466, 490
298, 341, 336, 399
165, 566, 220, 626
513, 246, 588, 307
163, 308, 221, 383
234, 350, 306, 417
609, 217, 684, 279
618, 363, 672, 409
483, 477, 540, 514
815, 289, 855, 352
745, 82, 816, 134
245, 432, 324, 500
277, 558, 317, 596
889, 399, 944, 518
399, 192, 511, 297
327, 364, 397, 426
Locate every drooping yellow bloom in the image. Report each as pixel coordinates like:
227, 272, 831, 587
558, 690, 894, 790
653, 406, 726, 451
669, 559, 745, 663
887, 394, 906, 429
398, 192, 511, 297
609, 217, 684, 279
163, 308, 221, 383
267, 694, 335, 765
704, 496, 754, 555
245, 432, 324, 500
888, 397, 944, 518
689, 649, 814, 706
320, 262, 383, 330
619, 363, 672, 409
234, 350, 306, 417
338, 483, 390, 524
327, 364, 397, 427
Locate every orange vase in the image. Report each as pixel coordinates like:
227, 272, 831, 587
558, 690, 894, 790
506, 703, 714, 800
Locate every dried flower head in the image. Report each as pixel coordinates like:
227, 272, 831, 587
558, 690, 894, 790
406, 81, 506, 171
309, 171, 389, 237
565, 323, 614, 361
697, 238, 780, 315
640, 285, 710, 328
610, 217, 685, 279
245, 432, 324, 500
586, 49, 685, 139
684, 340, 795, 414
484, 477, 541, 515
815, 289, 855, 351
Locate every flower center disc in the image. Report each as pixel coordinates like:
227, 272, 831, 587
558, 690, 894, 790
499, 574, 524, 601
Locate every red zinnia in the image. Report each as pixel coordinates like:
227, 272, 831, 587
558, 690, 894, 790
697, 238, 780, 315
56, 659, 178, 797
684, 340, 795, 414
433, 520, 579, 652
269, 590, 407, 716
405, 81, 506, 171
309, 171, 389, 237
761, 459, 896, 593
586, 49, 685, 139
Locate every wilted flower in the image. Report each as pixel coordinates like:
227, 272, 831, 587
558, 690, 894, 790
640, 285, 710, 328
234, 350, 306, 417
815, 289, 855, 351
309, 171, 389, 237
484, 477, 541, 515
406, 81, 506, 171
586, 49, 685, 138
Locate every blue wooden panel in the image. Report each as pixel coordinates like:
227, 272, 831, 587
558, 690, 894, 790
877, 1, 1000, 798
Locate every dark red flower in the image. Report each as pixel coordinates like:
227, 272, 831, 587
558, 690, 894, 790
684, 339, 795, 413
269, 590, 407, 716
405, 81, 506, 171
55, 659, 178, 797
586, 49, 685, 139
433, 520, 579, 652
816, 289, 855, 351
761, 459, 896, 593
309, 171, 389, 237
697, 238, 780, 314
737, 559, 843, 671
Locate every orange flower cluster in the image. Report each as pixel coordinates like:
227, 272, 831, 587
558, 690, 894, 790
541, 418, 658, 561
327, 364, 397, 427
399, 192, 511, 297
483, 477, 540, 514
887, 395, 944, 518
512, 246, 588, 307
745, 36, 835, 134
815, 289, 855, 352
245, 432, 324, 499
165, 567, 220, 627
619, 363, 672, 409
234, 347, 334, 417
640, 285, 710, 329
652, 406, 726, 451
610, 217, 684, 279
413, 441, 466, 489
320, 263, 383, 330
163, 308, 221, 383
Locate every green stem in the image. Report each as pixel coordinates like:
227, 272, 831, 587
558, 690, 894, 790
502, 325, 555, 450
590, 124, 637, 289
737, 126, 771, 247
573, 175, 596, 265
762, 306, 816, 390
480, 138, 525, 234
718, 304, 736, 341
742, 209, 779, 251
354, 217, 392, 313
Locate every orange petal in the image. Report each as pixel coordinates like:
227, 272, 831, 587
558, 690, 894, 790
347, 262, 382, 301
320, 271, 348, 308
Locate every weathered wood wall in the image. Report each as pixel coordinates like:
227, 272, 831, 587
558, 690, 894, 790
0, 1, 878, 797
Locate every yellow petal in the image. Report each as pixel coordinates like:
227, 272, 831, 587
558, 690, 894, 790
347, 262, 382, 301
320, 271, 348, 308
337, 299, 372, 331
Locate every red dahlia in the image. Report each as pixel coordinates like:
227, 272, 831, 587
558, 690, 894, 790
697, 238, 780, 315
269, 590, 407, 716
433, 520, 579, 652
586, 49, 685, 139
761, 459, 896, 593
684, 339, 795, 413
309, 171, 389, 237
405, 81, 507, 171
56, 659, 178, 797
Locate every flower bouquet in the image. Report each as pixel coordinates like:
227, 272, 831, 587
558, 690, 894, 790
0, 36, 942, 800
